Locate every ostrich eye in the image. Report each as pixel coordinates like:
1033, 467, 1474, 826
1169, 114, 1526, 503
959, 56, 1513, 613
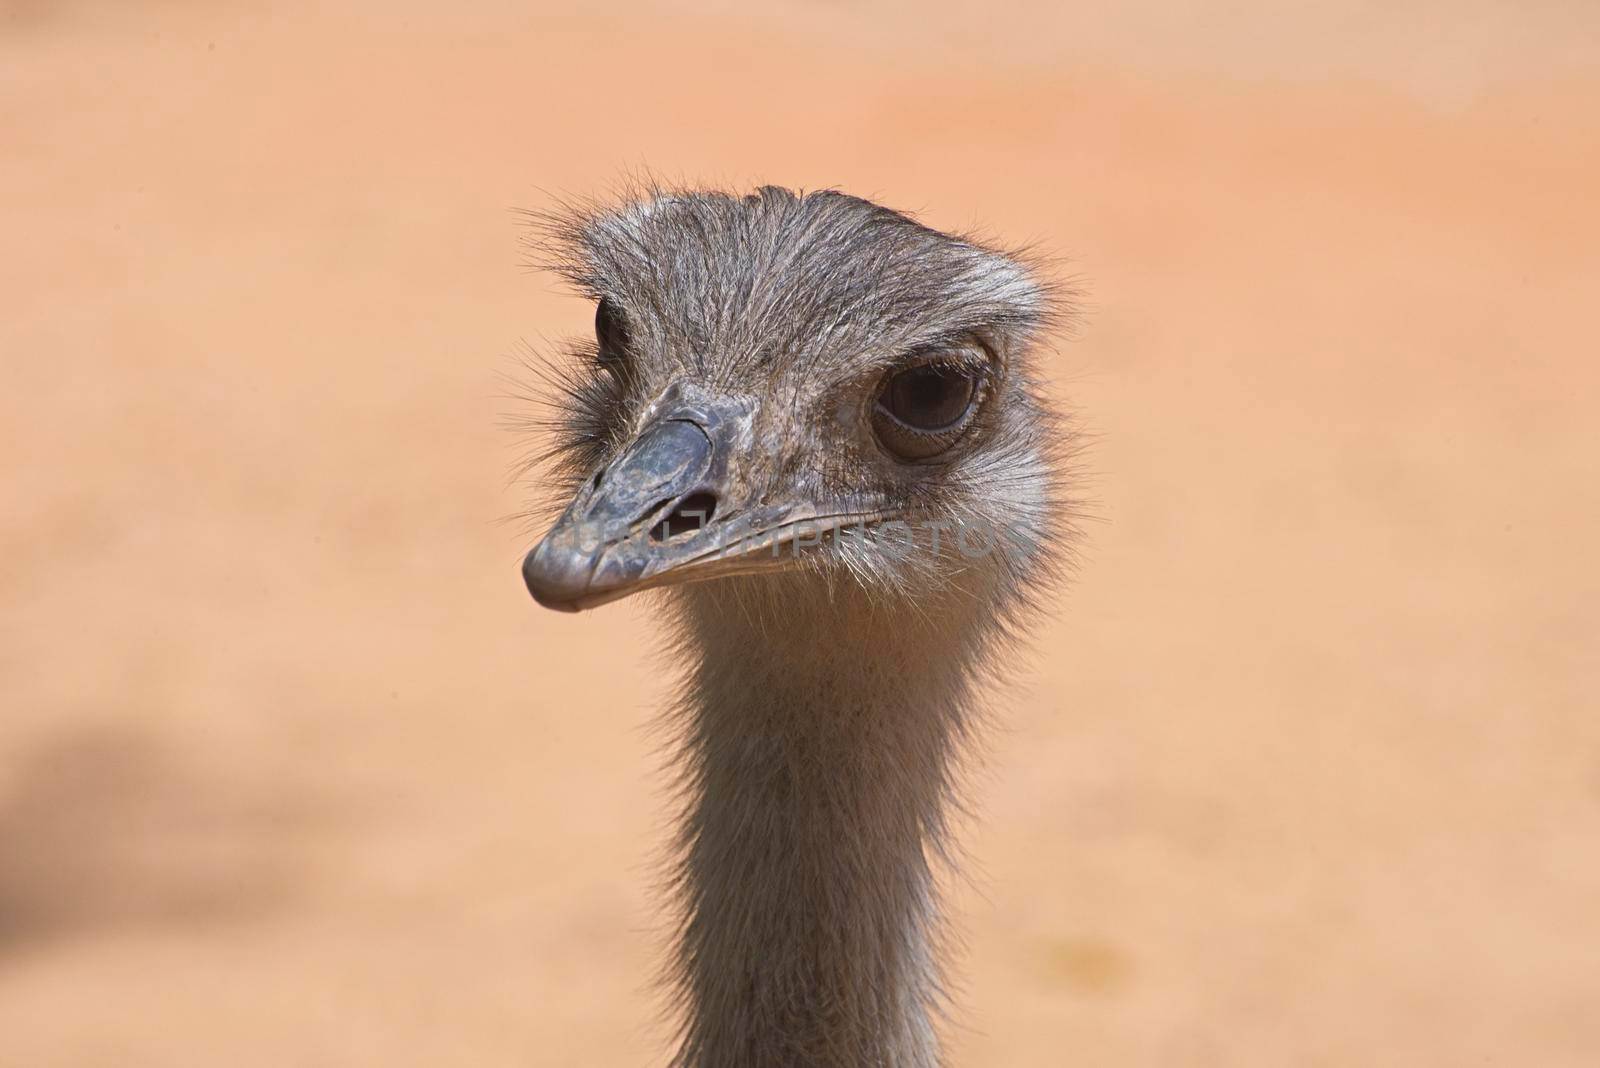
872, 359, 987, 461
881, 365, 975, 429
595, 297, 629, 368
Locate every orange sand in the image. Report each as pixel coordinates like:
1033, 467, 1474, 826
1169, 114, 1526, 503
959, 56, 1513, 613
3, 3, 1598, 1064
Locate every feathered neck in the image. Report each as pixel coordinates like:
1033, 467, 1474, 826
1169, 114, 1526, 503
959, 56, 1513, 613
663, 573, 1002, 1068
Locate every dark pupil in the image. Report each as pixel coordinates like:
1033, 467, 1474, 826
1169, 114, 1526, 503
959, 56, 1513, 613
884, 365, 975, 430
595, 297, 628, 362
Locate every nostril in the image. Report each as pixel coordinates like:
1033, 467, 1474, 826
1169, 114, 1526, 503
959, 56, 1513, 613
651, 492, 717, 542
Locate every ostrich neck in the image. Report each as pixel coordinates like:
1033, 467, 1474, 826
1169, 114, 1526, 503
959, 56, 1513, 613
671, 582, 985, 1068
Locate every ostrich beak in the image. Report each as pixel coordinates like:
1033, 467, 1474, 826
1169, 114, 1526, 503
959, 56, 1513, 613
522, 414, 720, 612
523, 393, 889, 612
524, 391, 822, 612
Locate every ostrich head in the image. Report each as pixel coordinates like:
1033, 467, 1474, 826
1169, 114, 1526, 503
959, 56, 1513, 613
521, 185, 1070, 632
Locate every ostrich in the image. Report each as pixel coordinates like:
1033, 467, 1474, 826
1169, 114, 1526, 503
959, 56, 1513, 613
518, 185, 1075, 1068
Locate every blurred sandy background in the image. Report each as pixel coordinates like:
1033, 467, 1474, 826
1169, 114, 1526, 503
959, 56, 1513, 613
3, 1, 1598, 1065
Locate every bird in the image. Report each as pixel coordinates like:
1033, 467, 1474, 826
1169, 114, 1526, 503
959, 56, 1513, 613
516, 184, 1077, 1068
